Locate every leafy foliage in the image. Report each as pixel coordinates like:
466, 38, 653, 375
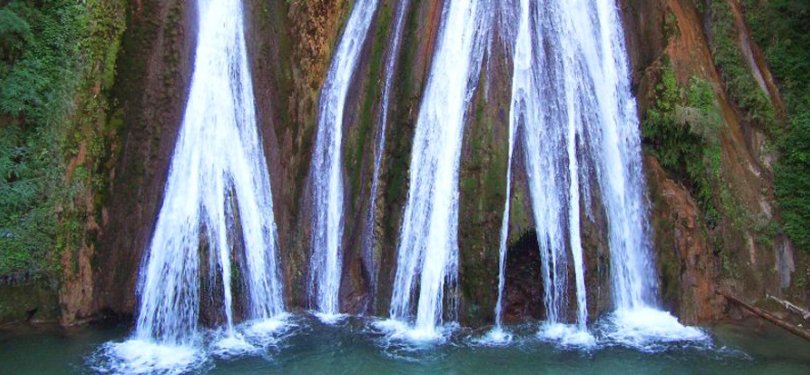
0, 0, 125, 277
742, 0, 810, 252
642, 63, 723, 225
0, 7, 32, 68
0, 1, 86, 276
706, 0, 777, 133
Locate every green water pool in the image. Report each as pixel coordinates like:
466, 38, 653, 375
1, 316, 809, 374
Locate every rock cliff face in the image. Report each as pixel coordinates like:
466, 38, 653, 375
91, 0, 197, 322
623, 0, 808, 323
11, 0, 803, 327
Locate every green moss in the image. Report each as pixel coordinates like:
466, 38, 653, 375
663, 10, 679, 40
642, 60, 766, 277
642, 63, 721, 223
774, 113, 810, 252
346, 2, 391, 210
704, 0, 777, 134
742, 0, 810, 253
381, 0, 422, 240
0, 0, 126, 278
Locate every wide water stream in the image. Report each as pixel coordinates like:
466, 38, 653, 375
2, 316, 809, 374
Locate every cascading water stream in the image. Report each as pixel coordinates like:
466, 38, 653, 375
487, 1, 520, 342
567, 0, 706, 344
308, 0, 379, 320
486, 71, 516, 344
502, 0, 590, 342
492, 0, 705, 346
137, 0, 285, 341
386, 0, 491, 341
363, 0, 411, 307
100, 0, 287, 371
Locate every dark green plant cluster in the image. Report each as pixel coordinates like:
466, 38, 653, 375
0, 0, 125, 277
705, 0, 777, 134
0, 1, 85, 276
642, 63, 723, 226
742, 0, 810, 252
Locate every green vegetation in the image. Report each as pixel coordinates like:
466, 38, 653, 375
0, 1, 125, 277
0, 1, 82, 276
741, 0, 810, 253
643, 57, 773, 277
706, 0, 777, 133
642, 62, 723, 225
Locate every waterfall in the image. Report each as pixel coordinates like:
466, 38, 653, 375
308, 0, 379, 320
492, 0, 704, 346
500, 0, 591, 342
387, 0, 490, 341
135, 0, 284, 343
584, 0, 656, 312
100, 0, 287, 371
363, 0, 411, 309
578, 0, 706, 344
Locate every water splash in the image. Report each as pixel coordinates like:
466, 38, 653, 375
602, 307, 708, 350
308, 0, 380, 319
100, 0, 286, 370
388, 0, 491, 341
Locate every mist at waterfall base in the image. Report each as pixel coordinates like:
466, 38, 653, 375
93, 0, 288, 372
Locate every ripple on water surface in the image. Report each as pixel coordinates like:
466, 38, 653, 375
2, 316, 809, 374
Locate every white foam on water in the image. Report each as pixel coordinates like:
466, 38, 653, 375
538, 322, 596, 349
243, 315, 289, 338
313, 312, 349, 325
209, 332, 258, 359
473, 327, 514, 346
233, 314, 294, 350
604, 307, 709, 350
94, 339, 206, 375
373, 318, 457, 345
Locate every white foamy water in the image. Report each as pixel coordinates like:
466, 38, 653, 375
388, 0, 491, 341
96, 339, 206, 375
602, 307, 709, 350
538, 322, 597, 348
98, 316, 292, 373
308, 0, 380, 319
100, 0, 286, 370
476, 326, 514, 347
372, 318, 458, 346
